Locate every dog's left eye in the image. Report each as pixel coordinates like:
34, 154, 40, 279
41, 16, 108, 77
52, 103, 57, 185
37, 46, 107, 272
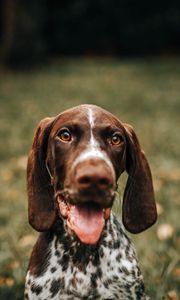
110, 133, 122, 146
58, 129, 72, 142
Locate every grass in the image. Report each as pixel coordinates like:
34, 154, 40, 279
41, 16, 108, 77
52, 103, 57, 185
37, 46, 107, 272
0, 57, 179, 299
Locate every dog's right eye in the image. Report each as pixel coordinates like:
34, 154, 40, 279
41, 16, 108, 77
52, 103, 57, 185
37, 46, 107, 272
58, 129, 72, 142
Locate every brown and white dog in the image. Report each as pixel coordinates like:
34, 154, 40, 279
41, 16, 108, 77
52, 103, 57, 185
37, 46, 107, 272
25, 104, 157, 299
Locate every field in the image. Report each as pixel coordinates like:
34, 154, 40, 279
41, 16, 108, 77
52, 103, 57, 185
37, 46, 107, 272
0, 58, 179, 299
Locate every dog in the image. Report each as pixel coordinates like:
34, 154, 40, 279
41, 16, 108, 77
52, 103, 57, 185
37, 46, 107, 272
25, 104, 157, 299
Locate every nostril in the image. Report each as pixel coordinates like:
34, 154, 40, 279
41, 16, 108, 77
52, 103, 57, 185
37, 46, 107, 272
77, 175, 111, 190
98, 178, 110, 189
78, 176, 92, 186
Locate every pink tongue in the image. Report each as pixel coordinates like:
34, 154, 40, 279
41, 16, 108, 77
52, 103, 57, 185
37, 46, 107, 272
67, 205, 105, 245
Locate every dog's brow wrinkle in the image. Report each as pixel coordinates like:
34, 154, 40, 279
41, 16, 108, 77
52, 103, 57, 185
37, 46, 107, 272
87, 107, 95, 128
87, 107, 98, 147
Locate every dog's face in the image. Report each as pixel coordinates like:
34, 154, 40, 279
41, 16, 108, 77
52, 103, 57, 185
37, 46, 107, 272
27, 104, 157, 245
46, 105, 127, 244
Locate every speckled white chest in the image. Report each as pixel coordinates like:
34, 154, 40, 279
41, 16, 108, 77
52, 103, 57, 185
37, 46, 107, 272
25, 214, 148, 300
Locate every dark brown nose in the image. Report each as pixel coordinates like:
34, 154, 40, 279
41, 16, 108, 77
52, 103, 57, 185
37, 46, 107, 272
75, 160, 114, 192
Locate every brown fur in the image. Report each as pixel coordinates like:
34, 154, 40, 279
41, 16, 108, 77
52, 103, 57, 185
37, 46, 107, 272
27, 104, 157, 234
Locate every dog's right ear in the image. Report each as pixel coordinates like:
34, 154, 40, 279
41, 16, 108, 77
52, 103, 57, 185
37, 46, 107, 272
27, 117, 56, 231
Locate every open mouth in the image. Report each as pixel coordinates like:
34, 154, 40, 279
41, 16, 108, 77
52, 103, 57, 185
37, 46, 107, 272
57, 196, 111, 245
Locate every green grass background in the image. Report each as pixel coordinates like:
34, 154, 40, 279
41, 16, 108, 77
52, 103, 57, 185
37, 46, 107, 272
0, 58, 179, 299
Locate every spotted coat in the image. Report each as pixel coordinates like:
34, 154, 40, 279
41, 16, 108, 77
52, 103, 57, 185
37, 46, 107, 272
25, 213, 149, 300
25, 105, 156, 299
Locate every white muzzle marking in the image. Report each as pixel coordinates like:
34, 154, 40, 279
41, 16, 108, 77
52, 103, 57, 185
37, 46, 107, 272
72, 108, 115, 178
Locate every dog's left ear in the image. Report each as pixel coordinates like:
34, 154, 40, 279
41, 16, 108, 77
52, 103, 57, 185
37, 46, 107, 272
122, 123, 157, 234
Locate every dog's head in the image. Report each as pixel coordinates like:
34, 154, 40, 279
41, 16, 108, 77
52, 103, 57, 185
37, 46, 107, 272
27, 104, 157, 244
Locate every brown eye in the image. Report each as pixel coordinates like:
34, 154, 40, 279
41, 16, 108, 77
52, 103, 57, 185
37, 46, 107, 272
111, 133, 122, 145
59, 129, 72, 142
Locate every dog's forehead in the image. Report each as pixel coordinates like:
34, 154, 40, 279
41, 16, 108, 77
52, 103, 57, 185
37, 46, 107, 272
53, 104, 122, 131
84, 105, 121, 126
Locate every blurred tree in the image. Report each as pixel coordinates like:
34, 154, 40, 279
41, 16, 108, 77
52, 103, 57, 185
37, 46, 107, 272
0, 0, 46, 67
0, 0, 16, 62
0, 0, 180, 67
45, 0, 180, 56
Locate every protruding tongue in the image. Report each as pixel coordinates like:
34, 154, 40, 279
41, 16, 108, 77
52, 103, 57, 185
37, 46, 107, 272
67, 204, 105, 245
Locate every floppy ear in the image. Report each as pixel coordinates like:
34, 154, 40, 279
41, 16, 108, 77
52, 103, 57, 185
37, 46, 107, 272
27, 117, 56, 231
122, 124, 157, 234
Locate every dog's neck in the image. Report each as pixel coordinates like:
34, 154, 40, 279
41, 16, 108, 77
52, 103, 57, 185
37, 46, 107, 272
52, 212, 122, 256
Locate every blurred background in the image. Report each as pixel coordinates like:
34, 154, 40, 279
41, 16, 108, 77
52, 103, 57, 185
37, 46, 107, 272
0, 1, 180, 299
